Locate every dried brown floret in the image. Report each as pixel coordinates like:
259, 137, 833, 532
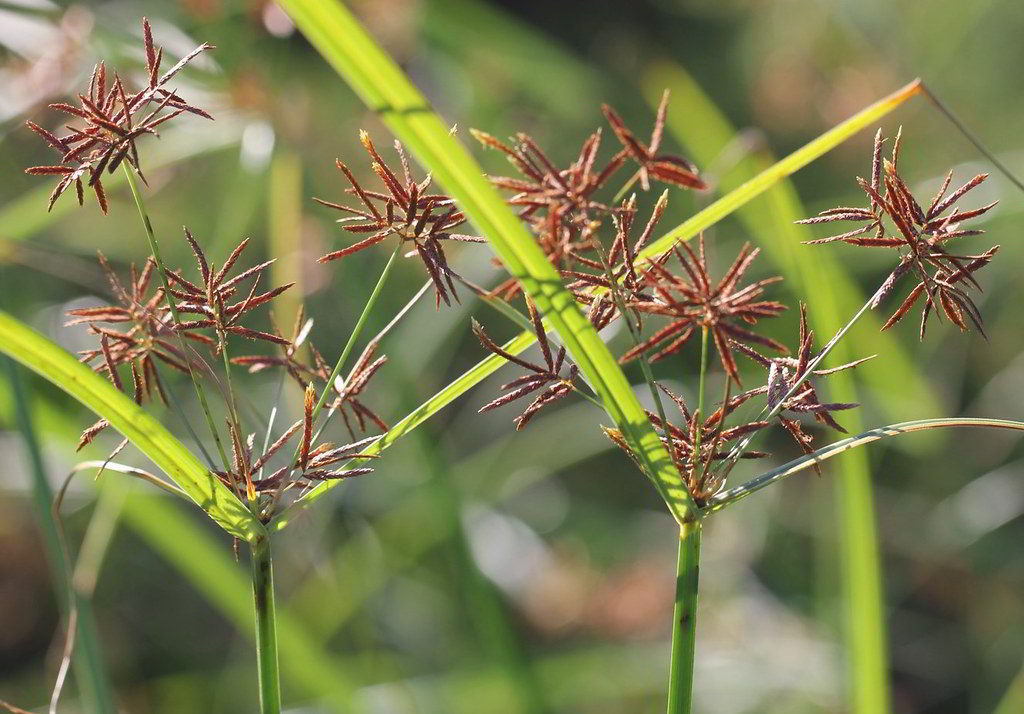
24, 18, 213, 213
231, 308, 390, 441
565, 192, 671, 328
314, 133, 484, 307
606, 383, 768, 504
165, 230, 293, 351
215, 383, 378, 501
474, 299, 579, 430
602, 90, 708, 192
67, 253, 207, 404
472, 127, 625, 297
620, 235, 787, 384
798, 127, 1000, 339
731, 304, 874, 470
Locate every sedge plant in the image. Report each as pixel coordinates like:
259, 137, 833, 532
3, 7, 1024, 714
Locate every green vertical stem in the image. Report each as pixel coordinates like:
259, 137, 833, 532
250, 535, 281, 714
667, 520, 702, 714
2, 356, 115, 714
121, 164, 231, 473
666, 324, 709, 714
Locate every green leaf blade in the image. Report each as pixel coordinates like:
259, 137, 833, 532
0, 310, 263, 541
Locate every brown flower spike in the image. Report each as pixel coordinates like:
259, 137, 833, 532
165, 230, 293, 351
315, 132, 484, 306
474, 299, 579, 430
232, 310, 390, 441
732, 304, 873, 469
25, 18, 213, 213
602, 90, 708, 192
216, 385, 378, 501
67, 253, 209, 404
606, 384, 768, 505
621, 235, 787, 384
798, 127, 999, 339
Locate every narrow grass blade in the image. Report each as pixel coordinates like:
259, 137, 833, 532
704, 418, 1024, 513
2, 356, 115, 714
0, 310, 263, 542
275, 0, 696, 524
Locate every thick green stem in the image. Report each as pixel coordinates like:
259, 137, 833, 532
122, 165, 231, 473
250, 535, 281, 714
667, 519, 702, 714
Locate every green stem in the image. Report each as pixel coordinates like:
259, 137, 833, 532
666, 519, 701, 714
691, 326, 710, 456
250, 535, 281, 714
310, 241, 402, 424
121, 165, 231, 473
610, 169, 641, 205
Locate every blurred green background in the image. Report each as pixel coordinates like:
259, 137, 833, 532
1, 0, 1023, 712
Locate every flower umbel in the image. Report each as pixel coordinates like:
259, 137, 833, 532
474, 299, 580, 430
620, 235, 787, 384
165, 230, 293, 351
315, 132, 484, 306
24, 18, 213, 213
602, 90, 708, 192
799, 127, 1000, 338
732, 304, 874, 469
606, 383, 768, 505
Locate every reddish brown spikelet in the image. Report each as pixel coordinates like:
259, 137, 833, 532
799, 128, 1000, 340
601, 90, 708, 192
167, 229, 292, 351
473, 299, 580, 429
23, 18, 213, 213
732, 304, 873, 469
620, 235, 787, 385
605, 382, 768, 504
314, 133, 484, 307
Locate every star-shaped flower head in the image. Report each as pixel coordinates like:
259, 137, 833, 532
474, 298, 579, 430
798, 127, 1000, 339
732, 304, 874, 470
67, 253, 210, 404
24, 18, 213, 213
602, 90, 708, 192
605, 383, 769, 505
216, 385, 378, 507
231, 308, 390, 442
314, 133, 484, 307
472, 127, 625, 297
165, 229, 293, 352
621, 235, 788, 384
564, 191, 671, 329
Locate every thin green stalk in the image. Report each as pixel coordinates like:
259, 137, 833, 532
250, 535, 281, 714
121, 164, 231, 473
691, 326, 710, 457
309, 241, 402, 423
2, 356, 114, 714
666, 519, 701, 714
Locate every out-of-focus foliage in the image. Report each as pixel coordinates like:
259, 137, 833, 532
1, 1, 1022, 713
